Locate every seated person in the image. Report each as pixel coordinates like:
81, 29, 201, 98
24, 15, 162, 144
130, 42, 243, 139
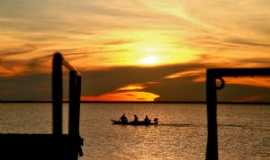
133, 114, 139, 123
120, 114, 128, 124
144, 115, 151, 124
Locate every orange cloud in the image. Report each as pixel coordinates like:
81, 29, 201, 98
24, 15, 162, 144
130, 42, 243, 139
81, 91, 159, 101
0, 66, 14, 76
116, 84, 145, 91
116, 81, 159, 91
164, 69, 204, 79
224, 77, 270, 88
0, 65, 27, 77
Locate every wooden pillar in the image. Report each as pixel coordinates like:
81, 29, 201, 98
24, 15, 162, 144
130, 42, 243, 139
52, 52, 63, 135
68, 71, 81, 160
206, 70, 218, 160
68, 71, 81, 136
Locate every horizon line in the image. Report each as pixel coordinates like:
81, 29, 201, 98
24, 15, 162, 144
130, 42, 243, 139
0, 100, 270, 105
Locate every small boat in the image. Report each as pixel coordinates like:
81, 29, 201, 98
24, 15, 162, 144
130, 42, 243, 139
111, 119, 158, 126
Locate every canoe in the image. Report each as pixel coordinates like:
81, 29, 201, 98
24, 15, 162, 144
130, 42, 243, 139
111, 120, 158, 126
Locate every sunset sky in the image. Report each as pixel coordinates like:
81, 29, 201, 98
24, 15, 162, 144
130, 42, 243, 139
1, 0, 270, 101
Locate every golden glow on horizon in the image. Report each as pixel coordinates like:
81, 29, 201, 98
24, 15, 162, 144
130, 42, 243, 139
138, 46, 160, 65
117, 84, 145, 91
90, 30, 200, 67
81, 91, 159, 101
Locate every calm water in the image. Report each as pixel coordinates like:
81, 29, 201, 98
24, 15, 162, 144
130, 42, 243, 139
0, 103, 269, 160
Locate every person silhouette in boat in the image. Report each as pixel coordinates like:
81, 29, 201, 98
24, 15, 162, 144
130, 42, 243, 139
154, 118, 158, 125
133, 114, 139, 124
144, 115, 151, 124
120, 114, 128, 124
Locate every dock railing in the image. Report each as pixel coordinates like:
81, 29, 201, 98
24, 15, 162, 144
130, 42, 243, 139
206, 68, 270, 160
0, 52, 83, 160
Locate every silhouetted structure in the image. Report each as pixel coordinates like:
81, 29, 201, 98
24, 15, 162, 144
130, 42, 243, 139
206, 68, 270, 160
0, 53, 83, 160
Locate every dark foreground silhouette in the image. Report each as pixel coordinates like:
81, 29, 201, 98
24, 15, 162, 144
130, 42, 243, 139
111, 119, 158, 126
113, 114, 159, 126
0, 53, 83, 160
0, 134, 83, 160
206, 67, 270, 160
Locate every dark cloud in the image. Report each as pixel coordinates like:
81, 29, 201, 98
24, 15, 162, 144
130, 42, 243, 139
148, 77, 205, 101
218, 84, 270, 102
0, 63, 202, 101
147, 75, 270, 102
82, 63, 270, 102
1, 61, 270, 102
0, 73, 51, 101
81, 63, 202, 96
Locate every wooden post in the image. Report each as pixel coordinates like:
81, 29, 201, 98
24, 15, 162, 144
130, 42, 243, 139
52, 52, 83, 159
52, 52, 63, 135
68, 71, 81, 136
74, 75, 81, 136
206, 70, 218, 160
68, 71, 81, 159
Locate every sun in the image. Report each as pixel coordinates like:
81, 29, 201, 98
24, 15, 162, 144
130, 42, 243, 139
140, 55, 159, 65
138, 46, 161, 65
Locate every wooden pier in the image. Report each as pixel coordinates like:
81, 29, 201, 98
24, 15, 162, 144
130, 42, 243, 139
0, 53, 83, 160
